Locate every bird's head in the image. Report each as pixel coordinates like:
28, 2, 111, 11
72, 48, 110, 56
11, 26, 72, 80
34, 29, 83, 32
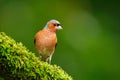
44, 20, 63, 32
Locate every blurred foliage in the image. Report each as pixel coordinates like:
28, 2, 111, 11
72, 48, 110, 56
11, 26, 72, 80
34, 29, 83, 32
0, 0, 120, 80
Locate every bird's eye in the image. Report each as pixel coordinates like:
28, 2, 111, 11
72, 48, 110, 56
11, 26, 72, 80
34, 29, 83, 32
54, 24, 57, 26
57, 24, 60, 26
54, 23, 60, 27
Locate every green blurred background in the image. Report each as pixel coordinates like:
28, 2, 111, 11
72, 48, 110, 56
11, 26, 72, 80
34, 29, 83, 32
0, 0, 120, 80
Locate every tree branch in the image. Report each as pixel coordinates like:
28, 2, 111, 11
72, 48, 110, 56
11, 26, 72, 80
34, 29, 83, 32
0, 32, 72, 80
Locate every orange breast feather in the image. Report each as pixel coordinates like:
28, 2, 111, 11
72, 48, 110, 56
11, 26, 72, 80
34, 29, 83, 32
35, 30, 57, 54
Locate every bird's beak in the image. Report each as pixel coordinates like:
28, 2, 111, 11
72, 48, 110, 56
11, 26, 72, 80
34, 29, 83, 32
56, 26, 63, 30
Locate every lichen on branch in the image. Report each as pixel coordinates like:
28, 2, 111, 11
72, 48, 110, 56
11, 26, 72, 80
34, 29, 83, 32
0, 32, 72, 80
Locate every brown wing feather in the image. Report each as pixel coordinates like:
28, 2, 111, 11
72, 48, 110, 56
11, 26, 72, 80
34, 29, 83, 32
55, 43, 57, 49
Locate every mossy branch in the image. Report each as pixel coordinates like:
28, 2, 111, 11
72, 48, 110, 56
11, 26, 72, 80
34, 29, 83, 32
0, 32, 72, 80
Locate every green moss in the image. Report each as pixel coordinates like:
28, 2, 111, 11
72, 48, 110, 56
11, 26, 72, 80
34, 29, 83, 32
0, 32, 72, 80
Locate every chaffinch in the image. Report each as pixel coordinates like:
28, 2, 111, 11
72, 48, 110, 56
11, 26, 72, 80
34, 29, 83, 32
34, 20, 62, 63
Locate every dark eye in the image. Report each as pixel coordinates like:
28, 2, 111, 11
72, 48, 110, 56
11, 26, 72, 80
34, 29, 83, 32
57, 24, 60, 26
54, 23, 60, 27
54, 24, 57, 26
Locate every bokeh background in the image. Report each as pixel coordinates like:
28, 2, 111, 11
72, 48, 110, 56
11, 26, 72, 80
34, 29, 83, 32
0, 0, 120, 80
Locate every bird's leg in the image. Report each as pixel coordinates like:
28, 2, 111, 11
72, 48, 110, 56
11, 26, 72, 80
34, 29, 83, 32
39, 54, 52, 64
46, 54, 53, 64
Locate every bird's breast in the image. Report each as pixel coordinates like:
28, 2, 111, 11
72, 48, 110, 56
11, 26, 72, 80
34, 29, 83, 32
35, 30, 57, 53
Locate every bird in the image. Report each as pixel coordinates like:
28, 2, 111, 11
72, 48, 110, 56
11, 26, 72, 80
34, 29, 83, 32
34, 20, 62, 63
